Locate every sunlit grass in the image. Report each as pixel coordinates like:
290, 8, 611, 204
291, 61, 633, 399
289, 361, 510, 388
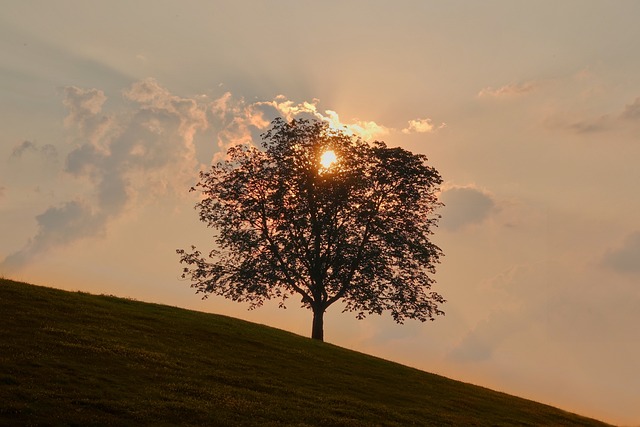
0, 278, 610, 426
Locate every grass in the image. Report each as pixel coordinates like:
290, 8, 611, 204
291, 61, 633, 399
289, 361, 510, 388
0, 278, 611, 426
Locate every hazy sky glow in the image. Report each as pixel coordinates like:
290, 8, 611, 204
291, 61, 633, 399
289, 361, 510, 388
2, 2, 640, 424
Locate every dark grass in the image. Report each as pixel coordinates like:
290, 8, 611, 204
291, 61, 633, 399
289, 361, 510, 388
0, 278, 610, 426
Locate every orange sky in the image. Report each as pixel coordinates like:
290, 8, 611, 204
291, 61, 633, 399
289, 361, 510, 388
2, 2, 640, 425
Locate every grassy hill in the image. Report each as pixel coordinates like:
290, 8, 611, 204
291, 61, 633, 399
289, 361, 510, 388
0, 278, 610, 426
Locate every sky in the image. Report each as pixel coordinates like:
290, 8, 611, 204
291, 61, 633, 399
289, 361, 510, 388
1, 1, 639, 424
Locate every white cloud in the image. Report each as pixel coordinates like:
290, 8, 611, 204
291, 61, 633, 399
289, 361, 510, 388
322, 110, 389, 141
254, 95, 320, 122
249, 96, 390, 141
478, 81, 536, 98
401, 118, 446, 134
209, 94, 392, 163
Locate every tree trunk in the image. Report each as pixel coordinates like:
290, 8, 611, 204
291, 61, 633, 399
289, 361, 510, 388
311, 307, 324, 341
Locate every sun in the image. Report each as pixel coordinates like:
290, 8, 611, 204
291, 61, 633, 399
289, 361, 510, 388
320, 150, 337, 169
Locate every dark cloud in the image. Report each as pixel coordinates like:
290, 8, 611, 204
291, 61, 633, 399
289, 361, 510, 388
602, 231, 640, 274
0, 201, 104, 272
439, 186, 496, 231
620, 97, 640, 121
11, 140, 37, 157
545, 115, 614, 134
547, 95, 640, 135
40, 144, 58, 160
10, 140, 58, 161
570, 115, 614, 134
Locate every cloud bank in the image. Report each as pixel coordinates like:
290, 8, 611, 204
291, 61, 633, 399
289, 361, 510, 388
1, 79, 208, 272
1, 82, 429, 273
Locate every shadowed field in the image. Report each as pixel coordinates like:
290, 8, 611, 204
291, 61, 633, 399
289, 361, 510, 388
0, 278, 611, 426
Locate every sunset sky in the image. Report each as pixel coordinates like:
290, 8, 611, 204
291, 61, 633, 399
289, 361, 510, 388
2, 1, 640, 424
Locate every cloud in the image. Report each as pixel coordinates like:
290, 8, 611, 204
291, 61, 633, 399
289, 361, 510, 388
602, 231, 640, 274
567, 115, 613, 133
1, 85, 420, 271
1, 200, 105, 272
254, 95, 321, 122
10, 140, 37, 157
254, 96, 390, 140
251, 95, 390, 141
545, 114, 614, 134
546, 95, 640, 135
62, 86, 109, 132
620, 97, 640, 121
1, 79, 208, 271
40, 144, 58, 160
439, 186, 496, 231
322, 110, 389, 141
401, 118, 446, 134
209, 94, 392, 162
10, 140, 58, 161
478, 81, 536, 98
206, 94, 275, 161
124, 78, 208, 141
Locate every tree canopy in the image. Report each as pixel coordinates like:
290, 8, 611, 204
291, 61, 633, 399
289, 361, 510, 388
177, 118, 445, 341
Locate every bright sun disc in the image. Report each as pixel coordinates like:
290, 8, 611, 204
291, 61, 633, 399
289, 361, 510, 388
320, 150, 337, 168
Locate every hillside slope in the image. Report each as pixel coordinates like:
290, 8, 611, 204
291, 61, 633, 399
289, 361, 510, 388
0, 279, 610, 426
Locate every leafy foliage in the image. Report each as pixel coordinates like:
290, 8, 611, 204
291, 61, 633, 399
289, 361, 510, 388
178, 118, 445, 339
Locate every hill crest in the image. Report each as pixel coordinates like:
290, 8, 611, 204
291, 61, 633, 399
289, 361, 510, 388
0, 278, 610, 426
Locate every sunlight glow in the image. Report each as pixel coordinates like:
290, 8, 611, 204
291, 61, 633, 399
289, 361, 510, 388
320, 150, 337, 169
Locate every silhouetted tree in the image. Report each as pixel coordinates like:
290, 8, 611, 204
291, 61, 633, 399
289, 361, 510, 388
177, 118, 444, 341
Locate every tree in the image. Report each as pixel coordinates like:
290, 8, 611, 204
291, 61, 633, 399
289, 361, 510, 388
177, 118, 445, 341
